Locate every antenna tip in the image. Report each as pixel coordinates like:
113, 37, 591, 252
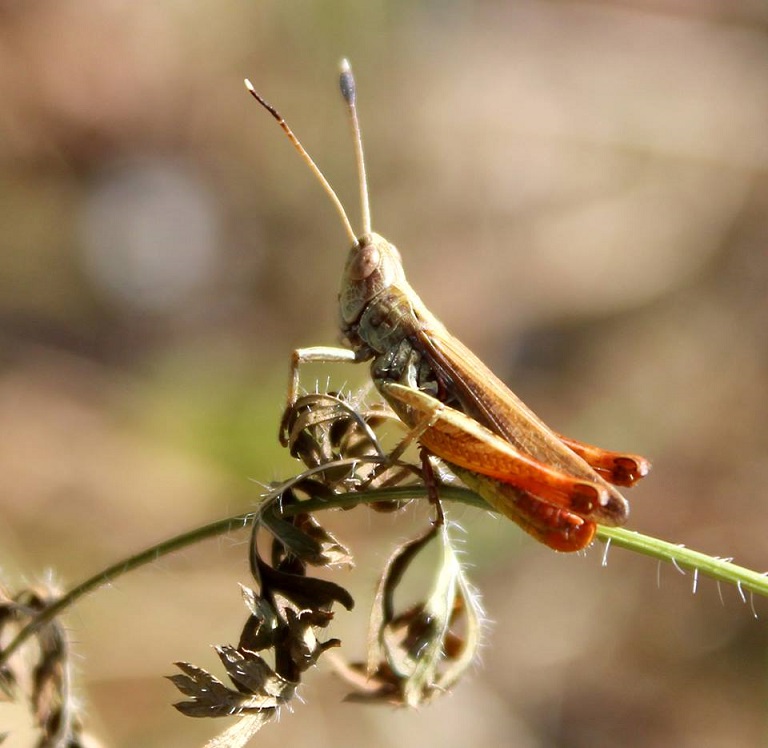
244, 78, 255, 92
339, 59, 356, 106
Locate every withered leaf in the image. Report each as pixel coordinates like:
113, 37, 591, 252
0, 586, 99, 746
168, 654, 295, 719
259, 501, 353, 567
401, 526, 483, 707
367, 524, 438, 677
216, 646, 296, 702
336, 659, 403, 704
293, 513, 354, 567
169, 662, 246, 718
255, 557, 354, 611
238, 586, 280, 652
337, 523, 483, 707
283, 608, 341, 669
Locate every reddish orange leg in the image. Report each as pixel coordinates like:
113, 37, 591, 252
558, 435, 651, 488
380, 382, 622, 525
452, 466, 596, 552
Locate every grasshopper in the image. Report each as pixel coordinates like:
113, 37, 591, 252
245, 61, 650, 552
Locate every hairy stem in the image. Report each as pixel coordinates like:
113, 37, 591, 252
2, 484, 766, 666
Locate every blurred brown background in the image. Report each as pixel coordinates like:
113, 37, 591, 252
1, 1, 767, 746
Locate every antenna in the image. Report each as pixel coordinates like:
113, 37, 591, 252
338, 59, 372, 237
244, 78, 358, 246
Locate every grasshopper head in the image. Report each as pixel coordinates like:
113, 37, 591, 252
339, 232, 406, 331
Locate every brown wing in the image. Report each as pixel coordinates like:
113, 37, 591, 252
411, 318, 605, 481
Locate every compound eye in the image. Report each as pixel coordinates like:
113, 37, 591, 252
349, 243, 380, 281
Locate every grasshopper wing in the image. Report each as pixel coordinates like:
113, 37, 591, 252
414, 319, 649, 487
409, 315, 641, 526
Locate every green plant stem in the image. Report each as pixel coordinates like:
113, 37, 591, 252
288, 486, 768, 600
596, 526, 768, 601
3, 484, 767, 667
0, 513, 256, 668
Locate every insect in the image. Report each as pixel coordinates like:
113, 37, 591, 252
245, 61, 650, 552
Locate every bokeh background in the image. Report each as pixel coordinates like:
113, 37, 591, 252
1, 1, 768, 746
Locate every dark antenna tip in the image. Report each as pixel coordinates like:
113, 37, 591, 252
244, 77, 358, 245
338, 59, 371, 236
339, 58, 356, 106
